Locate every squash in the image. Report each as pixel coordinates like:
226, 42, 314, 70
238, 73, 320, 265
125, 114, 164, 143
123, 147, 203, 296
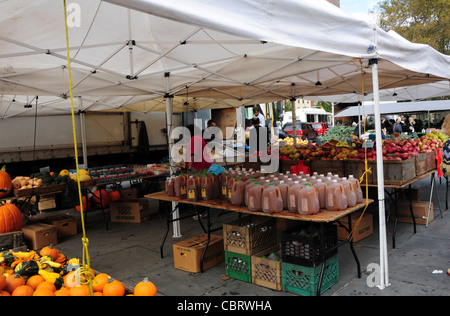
14, 260, 39, 277
11, 285, 34, 296
59, 169, 70, 177
0, 203, 22, 234
38, 270, 64, 290
0, 166, 12, 198
102, 277, 125, 296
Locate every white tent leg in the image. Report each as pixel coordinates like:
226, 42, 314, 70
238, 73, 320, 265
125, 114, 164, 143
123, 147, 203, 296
165, 74, 181, 238
79, 98, 88, 168
371, 58, 390, 289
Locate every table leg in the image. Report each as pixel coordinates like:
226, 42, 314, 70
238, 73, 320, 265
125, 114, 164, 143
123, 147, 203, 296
199, 208, 212, 273
160, 201, 173, 258
407, 184, 416, 234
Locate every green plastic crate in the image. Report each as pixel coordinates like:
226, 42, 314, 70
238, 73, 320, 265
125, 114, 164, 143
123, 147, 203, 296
225, 251, 252, 283
282, 254, 339, 296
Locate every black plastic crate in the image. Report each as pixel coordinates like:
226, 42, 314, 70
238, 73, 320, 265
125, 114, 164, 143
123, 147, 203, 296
281, 223, 337, 267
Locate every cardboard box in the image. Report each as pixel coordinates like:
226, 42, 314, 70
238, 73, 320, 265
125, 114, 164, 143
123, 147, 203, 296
109, 198, 150, 223
43, 215, 77, 238
120, 187, 137, 201
389, 201, 433, 225
38, 194, 56, 212
22, 223, 58, 250
336, 211, 373, 242
173, 234, 224, 273
397, 185, 422, 201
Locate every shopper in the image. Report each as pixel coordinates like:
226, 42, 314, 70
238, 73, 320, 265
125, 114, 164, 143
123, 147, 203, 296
246, 117, 266, 153
253, 106, 266, 128
393, 118, 403, 134
203, 119, 217, 143
186, 125, 212, 172
440, 114, 450, 177
381, 117, 387, 140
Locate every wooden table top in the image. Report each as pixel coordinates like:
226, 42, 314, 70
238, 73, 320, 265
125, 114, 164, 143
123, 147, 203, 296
366, 169, 437, 189
145, 191, 373, 223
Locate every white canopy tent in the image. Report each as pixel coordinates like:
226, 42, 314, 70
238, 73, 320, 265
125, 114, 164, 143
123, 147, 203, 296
335, 99, 450, 118
1, 0, 450, 290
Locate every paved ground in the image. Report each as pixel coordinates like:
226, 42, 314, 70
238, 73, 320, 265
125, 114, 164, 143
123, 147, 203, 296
47, 175, 449, 297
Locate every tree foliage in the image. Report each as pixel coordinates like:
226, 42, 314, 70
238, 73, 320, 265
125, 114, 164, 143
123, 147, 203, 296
376, 0, 449, 55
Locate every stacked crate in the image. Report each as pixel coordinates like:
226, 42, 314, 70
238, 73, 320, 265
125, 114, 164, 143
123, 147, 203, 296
280, 223, 339, 296
223, 215, 277, 284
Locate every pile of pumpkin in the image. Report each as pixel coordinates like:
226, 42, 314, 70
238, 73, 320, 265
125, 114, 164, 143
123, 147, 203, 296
0, 245, 157, 296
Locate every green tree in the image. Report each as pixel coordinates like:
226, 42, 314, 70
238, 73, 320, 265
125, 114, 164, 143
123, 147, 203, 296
316, 101, 332, 113
375, 0, 449, 55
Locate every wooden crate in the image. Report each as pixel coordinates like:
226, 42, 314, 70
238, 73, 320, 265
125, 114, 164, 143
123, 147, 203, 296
425, 150, 437, 171
373, 158, 416, 185
310, 159, 345, 177
344, 159, 373, 185
223, 215, 277, 255
251, 244, 283, 291
0, 231, 27, 252
414, 152, 428, 176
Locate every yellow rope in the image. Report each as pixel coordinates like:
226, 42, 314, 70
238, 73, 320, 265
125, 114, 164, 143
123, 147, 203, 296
63, 0, 94, 295
346, 59, 372, 242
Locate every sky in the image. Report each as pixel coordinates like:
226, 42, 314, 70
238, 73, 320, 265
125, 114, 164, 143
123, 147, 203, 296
339, 0, 379, 23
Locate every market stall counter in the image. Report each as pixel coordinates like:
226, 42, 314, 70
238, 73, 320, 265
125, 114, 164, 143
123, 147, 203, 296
145, 190, 373, 296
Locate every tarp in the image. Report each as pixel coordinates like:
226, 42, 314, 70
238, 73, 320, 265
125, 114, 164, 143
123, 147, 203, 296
0, 0, 448, 118
335, 99, 450, 117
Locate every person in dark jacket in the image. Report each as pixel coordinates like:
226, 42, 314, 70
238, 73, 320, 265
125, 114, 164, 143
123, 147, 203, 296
392, 118, 403, 134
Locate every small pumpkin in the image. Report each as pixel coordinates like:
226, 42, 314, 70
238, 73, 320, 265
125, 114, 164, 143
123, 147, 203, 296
108, 190, 121, 202
0, 203, 23, 234
4, 274, 25, 293
26, 275, 45, 290
92, 189, 110, 209
36, 281, 56, 293
33, 287, 55, 296
55, 287, 71, 296
103, 277, 125, 296
93, 273, 109, 292
12, 285, 34, 296
75, 196, 89, 213
134, 277, 157, 296
69, 284, 90, 296
0, 275, 6, 291
0, 290, 10, 296
0, 165, 12, 198
40, 244, 59, 261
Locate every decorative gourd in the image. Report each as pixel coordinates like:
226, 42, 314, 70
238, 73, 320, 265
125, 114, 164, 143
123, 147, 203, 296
92, 189, 110, 209
11, 285, 34, 296
134, 277, 157, 296
0, 166, 12, 198
54, 253, 67, 265
38, 270, 64, 290
0, 203, 23, 234
14, 260, 39, 277
102, 277, 125, 296
40, 244, 59, 261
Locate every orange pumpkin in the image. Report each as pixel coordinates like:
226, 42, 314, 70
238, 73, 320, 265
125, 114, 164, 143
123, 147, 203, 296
92, 273, 109, 292
4, 274, 25, 294
26, 275, 45, 290
12, 285, 34, 296
134, 277, 157, 296
36, 281, 56, 292
0, 290, 10, 296
92, 189, 110, 209
0, 275, 6, 291
40, 244, 59, 261
75, 195, 89, 213
69, 284, 90, 296
93, 291, 104, 296
64, 271, 78, 288
0, 203, 23, 234
55, 287, 71, 296
0, 166, 12, 198
103, 278, 125, 296
108, 190, 121, 202
33, 287, 55, 296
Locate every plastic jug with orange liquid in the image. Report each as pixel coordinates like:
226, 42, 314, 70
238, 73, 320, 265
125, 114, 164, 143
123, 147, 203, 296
340, 177, 357, 207
277, 180, 290, 210
297, 183, 320, 215
348, 175, 363, 204
174, 174, 187, 198
312, 179, 327, 209
165, 177, 175, 196
187, 176, 198, 201
244, 179, 257, 207
230, 177, 247, 206
287, 180, 303, 212
325, 180, 348, 211
247, 182, 264, 212
262, 183, 283, 213
200, 174, 214, 201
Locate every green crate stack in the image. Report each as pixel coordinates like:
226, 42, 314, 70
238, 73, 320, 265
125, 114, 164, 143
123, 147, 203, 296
282, 253, 339, 296
225, 251, 252, 283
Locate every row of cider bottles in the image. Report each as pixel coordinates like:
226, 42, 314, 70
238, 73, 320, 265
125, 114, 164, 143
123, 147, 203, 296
165, 169, 364, 215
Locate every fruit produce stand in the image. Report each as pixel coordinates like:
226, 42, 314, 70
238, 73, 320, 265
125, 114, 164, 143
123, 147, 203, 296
146, 190, 373, 296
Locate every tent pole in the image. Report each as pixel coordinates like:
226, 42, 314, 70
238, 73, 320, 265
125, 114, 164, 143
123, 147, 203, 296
371, 58, 390, 289
165, 73, 181, 238
291, 83, 297, 146
79, 98, 88, 168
